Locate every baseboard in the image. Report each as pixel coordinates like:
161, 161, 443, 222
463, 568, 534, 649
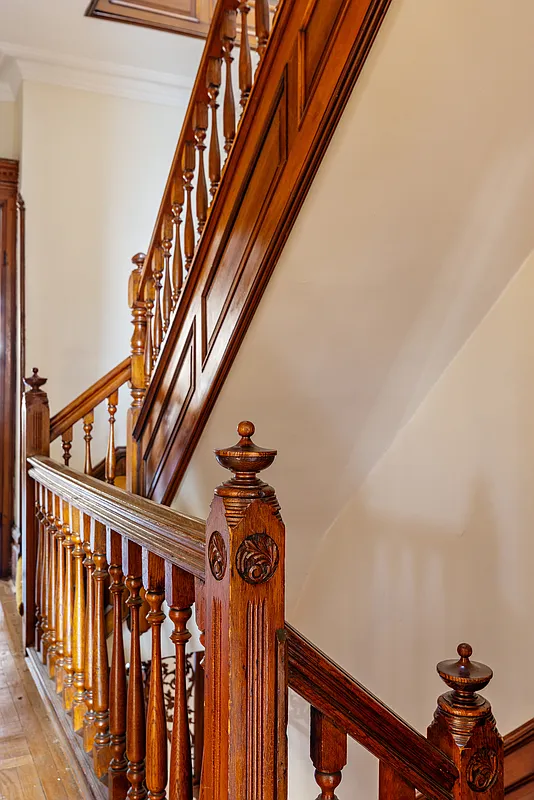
26, 647, 108, 800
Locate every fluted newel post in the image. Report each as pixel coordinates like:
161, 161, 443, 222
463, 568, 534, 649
202, 421, 286, 800
427, 644, 503, 799
127, 252, 147, 494
22, 369, 50, 650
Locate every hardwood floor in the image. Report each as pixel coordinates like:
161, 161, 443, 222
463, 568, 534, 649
0, 580, 84, 799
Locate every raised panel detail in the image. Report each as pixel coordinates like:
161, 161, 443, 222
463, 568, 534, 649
142, 321, 196, 495
85, 0, 215, 37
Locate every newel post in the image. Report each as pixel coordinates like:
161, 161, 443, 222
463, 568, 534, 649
21, 368, 50, 649
202, 421, 287, 800
427, 643, 504, 798
127, 252, 147, 494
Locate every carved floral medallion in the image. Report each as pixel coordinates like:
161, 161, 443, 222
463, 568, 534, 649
208, 531, 227, 581
236, 532, 279, 584
466, 747, 498, 792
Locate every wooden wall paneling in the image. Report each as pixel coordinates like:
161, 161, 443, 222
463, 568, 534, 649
133, 0, 392, 504
503, 719, 534, 797
0, 159, 19, 578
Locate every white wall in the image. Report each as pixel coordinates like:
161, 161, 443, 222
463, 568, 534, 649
0, 101, 18, 159
19, 81, 187, 466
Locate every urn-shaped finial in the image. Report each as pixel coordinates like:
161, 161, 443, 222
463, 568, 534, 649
24, 368, 47, 393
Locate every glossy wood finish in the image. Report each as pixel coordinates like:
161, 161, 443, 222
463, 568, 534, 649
310, 707, 347, 800
144, 552, 167, 800
71, 506, 87, 732
85, 0, 216, 39
61, 499, 75, 709
504, 719, 534, 797
379, 762, 416, 800
91, 519, 111, 777
45, 490, 58, 676
108, 528, 129, 799
0, 159, 19, 579
83, 532, 97, 752
106, 390, 119, 484
133, 0, 393, 504
54, 494, 66, 694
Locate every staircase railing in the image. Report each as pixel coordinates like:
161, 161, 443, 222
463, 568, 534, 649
21, 377, 504, 800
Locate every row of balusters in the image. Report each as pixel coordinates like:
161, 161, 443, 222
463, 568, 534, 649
138, 2, 276, 384
59, 390, 121, 485
33, 483, 199, 800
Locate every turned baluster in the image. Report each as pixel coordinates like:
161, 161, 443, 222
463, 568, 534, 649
183, 142, 196, 272
34, 485, 44, 649
378, 763, 415, 799
144, 276, 155, 387
124, 540, 147, 799
39, 484, 50, 661
171, 176, 184, 306
310, 708, 347, 800
193, 103, 208, 236
83, 411, 94, 475
168, 565, 195, 800
61, 427, 73, 466
46, 490, 58, 676
255, 0, 270, 60
238, 2, 253, 110
54, 494, 66, 693
83, 528, 97, 752
152, 250, 164, 365
127, 253, 147, 495
193, 577, 206, 793
71, 506, 87, 732
427, 643, 503, 799
144, 552, 168, 800
108, 528, 129, 799
221, 10, 237, 156
106, 390, 119, 485
161, 214, 173, 333
62, 499, 75, 710
92, 519, 111, 777
206, 58, 222, 198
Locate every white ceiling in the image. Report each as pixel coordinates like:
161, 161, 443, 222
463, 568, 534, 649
0, 0, 204, 104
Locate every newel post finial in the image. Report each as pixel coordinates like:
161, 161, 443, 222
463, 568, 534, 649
427, 643, 503, 797
202, 421, 286, 800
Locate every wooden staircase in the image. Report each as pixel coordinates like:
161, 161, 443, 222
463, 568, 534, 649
16, 0, 518, 797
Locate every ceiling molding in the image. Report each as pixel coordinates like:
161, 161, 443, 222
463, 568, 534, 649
0, 42, 193, 107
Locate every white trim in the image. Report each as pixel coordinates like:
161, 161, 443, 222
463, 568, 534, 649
0, 42, 193, 107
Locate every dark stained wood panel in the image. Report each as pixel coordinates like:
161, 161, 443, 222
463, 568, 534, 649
85, 0, 215, 38
134, 0, 392, 504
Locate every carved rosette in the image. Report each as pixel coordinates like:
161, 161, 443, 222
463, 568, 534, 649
466, 747, 498, 792
208, 531, 227, 581
236, 532, 279, 585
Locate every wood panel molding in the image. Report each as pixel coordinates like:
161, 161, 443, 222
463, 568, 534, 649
134, 0, 392, 503
504, 719, 534, 797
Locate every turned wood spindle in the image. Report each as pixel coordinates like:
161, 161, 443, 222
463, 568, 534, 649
46, 490, 58, 676
39, 484, 50, 661
54, 494, 66, 693
161, 214, 173, 333
310, 707, 347, 800
83, 532, 97, 752
206, 57, 222, 198
144, 552, 168, 800
221, 10, 237, 156
83, 411, 94, 475
193, 103, 208, 236
124, 540, 147, 799
144, 276, 155, 387
34, 485, 44, 649
106, 390, 119, 485
127, 253, 147, 495
183, 142, 196, 272
92, 519, 111, 777
255, 0, 270, 60
171, 175, 185, 305
238, 2, 253, 110
193, 576, 205, 792
61, 427, 73, 466
152, 250, 164, 365
108, 529, 129, 798
168, 564, 195, 800
62, 499, 75, 710
71, 507, 87, 732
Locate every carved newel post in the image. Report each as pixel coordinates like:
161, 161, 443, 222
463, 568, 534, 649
21, 369, 50, 649
427, 644, 503, 798
202, 422, 286, 800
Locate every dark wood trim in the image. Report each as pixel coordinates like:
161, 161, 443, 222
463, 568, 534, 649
28, 456, 206, 578
133, 0, 393, 504
85, 0, 213, 39
0, 158, 19, 577
285, 623, 458, 800
26, 647, 107, 800
49, 357, 131, 442
504, 718, 534, 796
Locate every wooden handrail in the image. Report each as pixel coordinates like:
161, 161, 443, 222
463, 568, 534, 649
27, 455, 205, 578
285, 624, 459, 800
50, 358, 131, 442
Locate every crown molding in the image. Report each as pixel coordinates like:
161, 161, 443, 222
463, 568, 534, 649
0, 42, 193, 107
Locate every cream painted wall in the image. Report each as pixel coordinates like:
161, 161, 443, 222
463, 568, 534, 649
19, 81, 186, 466
0, 101, 18, 159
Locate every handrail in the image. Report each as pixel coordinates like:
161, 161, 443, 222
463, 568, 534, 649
285, 624, 459, 800
49, 357, 131, 442
28, 455, 205, 578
